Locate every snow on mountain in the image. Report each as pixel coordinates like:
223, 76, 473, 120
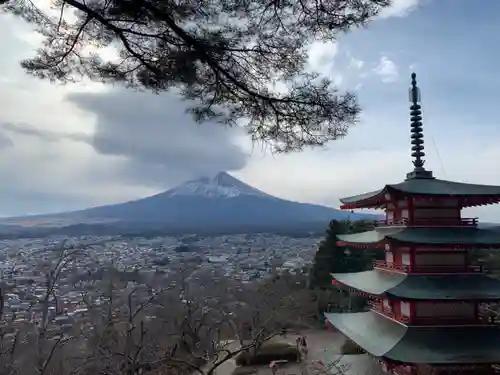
164, 172, 273, 199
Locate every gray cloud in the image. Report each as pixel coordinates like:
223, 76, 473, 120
0, 14, 248, 216
0, 133, 14, 149
4, 122, 58, 141
66, 88, 249, 187
3, 122, 90, 143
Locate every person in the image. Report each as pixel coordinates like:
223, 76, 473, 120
301, 335, 307, 348
301, 336, 308, 359
270, 361, 278, 375
281, 327, 287, 337
295, 336, 302, 347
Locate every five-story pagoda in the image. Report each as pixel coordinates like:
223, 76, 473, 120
325, 73, 500, 375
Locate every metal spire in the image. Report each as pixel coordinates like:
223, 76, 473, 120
406, 73, 434, 180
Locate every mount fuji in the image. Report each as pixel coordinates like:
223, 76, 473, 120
3, 172, 378, 235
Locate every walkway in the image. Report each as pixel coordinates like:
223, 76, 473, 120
204, 331, 380, 375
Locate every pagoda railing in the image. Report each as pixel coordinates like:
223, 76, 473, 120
375, 217, 478, 227
371, 301, 497, 326
420, 364, 496, 375
392, 367, 412, 375
413, 316, 482, 326
373, 260, 408, 272
368, 300, 394, 318
375, 218, 409, 226
373, 260, 483, 274
369, 300, 409, 323
478, 307, 499, 324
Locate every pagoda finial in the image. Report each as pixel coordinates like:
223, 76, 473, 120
406, 73, 433, 180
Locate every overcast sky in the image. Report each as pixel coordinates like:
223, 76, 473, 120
1, 0, 500, 221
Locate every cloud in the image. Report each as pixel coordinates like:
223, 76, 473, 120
372, 56, 399, 83
0, 87, 249, 214
0, 134, 14, 149
66, 89, 249, 188
0, 12, 248, 215
307, 41, 343, 84
3, 122, 90, 143
308, 41, 339, 71
378, 0, 420, 19
349, 56, 365, 70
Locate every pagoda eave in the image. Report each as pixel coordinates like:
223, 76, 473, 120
337, 241, 500, 250
339, 196, 500, 210
336, 228, 500, 247
339, 179, 500, 210
339, 187, 387, 208
331, 270, 500, 300
339, 202, 384, 210
325, 311, 500, 364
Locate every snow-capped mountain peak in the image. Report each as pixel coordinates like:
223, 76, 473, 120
164, 172, 273, 199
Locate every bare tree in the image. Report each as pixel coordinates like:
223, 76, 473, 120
144, 268, 317, 375
0, 243, 81, 375
0, 249, 321, 375
1, 0, 391, 152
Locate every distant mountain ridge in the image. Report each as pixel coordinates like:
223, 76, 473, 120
2, 172, 380, 236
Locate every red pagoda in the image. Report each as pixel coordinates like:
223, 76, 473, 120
325, 73, 500, 375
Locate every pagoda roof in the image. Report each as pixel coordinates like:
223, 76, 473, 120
339, 178, 500, 208
331, 270, 500, 300
325, 311, 500, 364
336, 227, 500, 246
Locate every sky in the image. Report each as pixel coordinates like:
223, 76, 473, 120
1, 0, 500, 221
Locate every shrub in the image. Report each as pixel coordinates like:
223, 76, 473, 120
235, 342, 300, 366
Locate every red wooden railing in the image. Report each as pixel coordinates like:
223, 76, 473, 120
369, 300, 409, 323
373, 260, 408, 272
373, 260, 483, 274
380, 360, 500, 375
375, 217, 478, 227
413, 316, 481, 325
369, 301, 394, 317
371, 302, 495, 326
375, 218, 408, 226
478, 307, 499, 324
392, 366, 413, 375
413, 217, 478, 227
375, 219, 408, 227
410, 264, 483, 273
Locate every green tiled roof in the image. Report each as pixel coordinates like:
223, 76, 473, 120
332, 270, 405, 295
336, 227, 500, 245
340, 178, 500, 204
340, 188, 385, 204
325, 312, 500, 364
332, 270, 500, 300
